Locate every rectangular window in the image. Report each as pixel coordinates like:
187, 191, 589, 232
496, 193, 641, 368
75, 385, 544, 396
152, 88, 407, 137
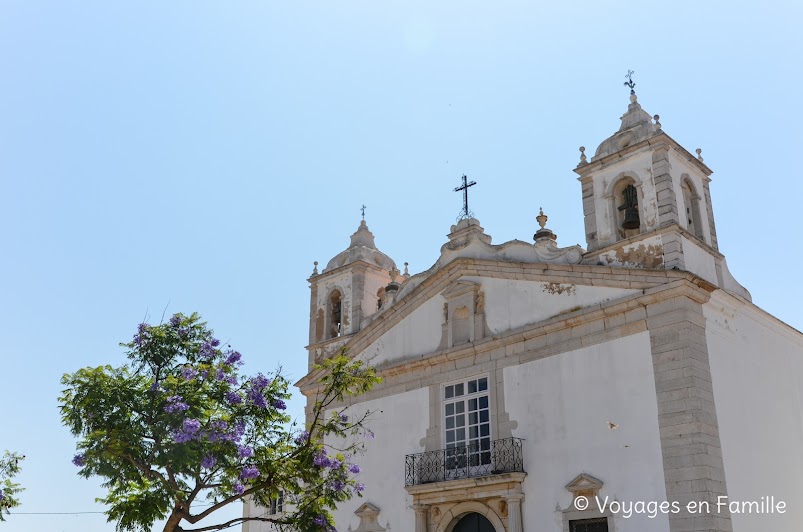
443, 377, 490, 478
269, 491, 284, 515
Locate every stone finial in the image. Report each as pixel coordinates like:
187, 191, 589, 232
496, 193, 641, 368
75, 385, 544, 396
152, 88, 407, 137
534, 207, 557, 243
696, 148, 704, 162
653, 114, 661, 130
403, 262, 409, 276
536, 207, 548, 229
389, 267, 399, 283
578, 146, 587, 166
312, 261, 319, 275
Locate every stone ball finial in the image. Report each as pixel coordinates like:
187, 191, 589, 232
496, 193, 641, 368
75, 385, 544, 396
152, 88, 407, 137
653, 114, 661, 129
312, 261, 319, 275
578, 146, 587, 165
403, 262, 409, 276
696, 148, 704, 162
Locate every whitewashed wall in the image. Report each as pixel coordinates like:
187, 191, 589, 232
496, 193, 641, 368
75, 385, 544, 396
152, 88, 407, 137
327, 388, 429, 531
361, 279, 635, 367
504, 332, 670, 532
705, 293, 803, 532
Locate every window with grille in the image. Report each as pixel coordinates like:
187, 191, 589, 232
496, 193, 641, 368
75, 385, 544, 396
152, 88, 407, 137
444, 377, 490, 477
569, 517, 609, 532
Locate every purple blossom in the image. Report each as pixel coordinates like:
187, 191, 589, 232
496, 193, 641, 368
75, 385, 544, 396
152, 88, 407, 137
328, 458, 341, 470
149, 380, 161, 392
348, 464, 361, 474
199, 342, 216, 359
226, 375, 238, 385
233, 482, 244, 495
72, 453, 86, 467
226, 391, 243, 405
169, 314, 182, 327
331, 480, 345, 492
273, 399, 287, 411
354, 482, 365, 494
201, 455, 216, 469
251, 374, 269, 390
363, 429, 375, 440
238, 445, 254, 458
200, 370, 209, 379
225, 351, 242, 366
240, 466, 260, 480
295, 431, 310, 445
247, 389, 267, 408
165, 395, 189, 413
340, 414, 348, 423
216, 368, 226, 381
181, 367, 197, 380
313, 515, 327, 527
211, 338, 221, 347
174, 431, 194, 443
0, 489, 4, 501
313, 449, 331, 468
183, 418, 201, 434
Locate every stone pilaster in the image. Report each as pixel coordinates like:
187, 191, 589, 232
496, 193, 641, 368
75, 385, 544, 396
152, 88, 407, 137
505, 494, 524, 532
413, 504, 429, 532
580, 177, 599, 251
652, 145, 680, 228
648, 293, 732, 532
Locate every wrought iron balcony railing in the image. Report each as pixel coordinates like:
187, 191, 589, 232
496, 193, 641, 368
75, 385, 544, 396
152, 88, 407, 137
404, 437, 524, 486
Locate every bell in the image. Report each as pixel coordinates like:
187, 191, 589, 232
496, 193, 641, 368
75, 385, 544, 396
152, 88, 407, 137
622, 206, 640, 230
620, 184, 640, 230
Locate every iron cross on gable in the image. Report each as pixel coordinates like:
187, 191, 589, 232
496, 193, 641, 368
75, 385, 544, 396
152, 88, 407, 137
454, 174, 477, 220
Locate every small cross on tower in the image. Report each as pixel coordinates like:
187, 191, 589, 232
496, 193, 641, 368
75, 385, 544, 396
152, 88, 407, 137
360, 204, 367, 220
454, 174, 477, 221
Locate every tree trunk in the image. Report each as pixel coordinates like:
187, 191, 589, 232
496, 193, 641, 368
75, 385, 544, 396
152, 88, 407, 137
163, 511, 184, 532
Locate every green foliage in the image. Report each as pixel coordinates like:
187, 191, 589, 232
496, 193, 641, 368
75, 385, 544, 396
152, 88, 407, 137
0, 451, 25, 521
60, 312, 379, 532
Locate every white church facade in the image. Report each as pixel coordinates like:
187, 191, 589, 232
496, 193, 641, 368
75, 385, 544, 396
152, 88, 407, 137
245, 90, 803, 532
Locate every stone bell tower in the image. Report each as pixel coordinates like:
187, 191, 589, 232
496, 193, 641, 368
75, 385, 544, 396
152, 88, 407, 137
306, 218, 398, 368
574, 85, 750, 300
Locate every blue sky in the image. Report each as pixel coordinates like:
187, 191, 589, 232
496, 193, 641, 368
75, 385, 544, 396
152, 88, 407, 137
1, 1, 801, 531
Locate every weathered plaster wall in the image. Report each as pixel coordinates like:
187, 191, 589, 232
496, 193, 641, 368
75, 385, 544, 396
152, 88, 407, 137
680, 237, 718, 285
360, 279, 637, 367
705, 292, 803, 531
359, 294, 445, 367
477, 277, 638, 334
597, 234, 664, 269
504, 332, 670, 532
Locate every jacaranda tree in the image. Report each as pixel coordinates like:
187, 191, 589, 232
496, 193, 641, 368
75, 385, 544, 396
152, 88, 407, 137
60, 312, 379, 532
0, 451, 25, 521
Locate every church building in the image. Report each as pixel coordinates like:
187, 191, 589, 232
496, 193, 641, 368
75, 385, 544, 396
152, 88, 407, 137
245, 88, 803, 532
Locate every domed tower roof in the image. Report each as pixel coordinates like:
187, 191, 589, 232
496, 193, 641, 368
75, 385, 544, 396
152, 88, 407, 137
593, 92, 660, 161
323, 220, 397, 273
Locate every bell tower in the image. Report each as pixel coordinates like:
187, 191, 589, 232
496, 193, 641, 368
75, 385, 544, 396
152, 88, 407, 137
306, 218, 398, 368
574, 85, 749, 300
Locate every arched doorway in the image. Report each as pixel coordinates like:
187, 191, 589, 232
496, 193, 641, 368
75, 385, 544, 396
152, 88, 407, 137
452, 512, 495, 532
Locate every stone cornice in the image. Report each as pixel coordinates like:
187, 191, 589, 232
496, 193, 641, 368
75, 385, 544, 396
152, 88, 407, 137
404, 472, 527, 501
296, 261, 715, 392
307, 259, 386, 284
582, 223, 725, 261
574, 131, 713, 178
